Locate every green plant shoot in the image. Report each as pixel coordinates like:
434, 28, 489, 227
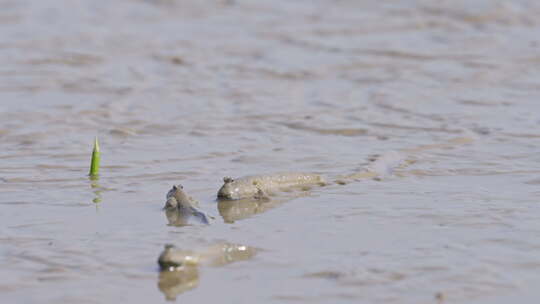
89, 136, 100, 177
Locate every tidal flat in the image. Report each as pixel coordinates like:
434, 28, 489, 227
1, 0, 540, 303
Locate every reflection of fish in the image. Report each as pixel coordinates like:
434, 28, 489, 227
217, 195, 311, 223
157, 266, 199, 301
157, 243, 257, 300
164, 185, 210, 226
164, 207, 209, 227
218, 197, 271, 223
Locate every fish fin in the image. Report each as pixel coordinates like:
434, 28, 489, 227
164, 197, 178, 210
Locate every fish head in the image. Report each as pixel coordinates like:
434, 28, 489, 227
217, 177, 238, 200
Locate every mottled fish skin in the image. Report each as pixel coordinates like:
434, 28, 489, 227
165, 185, 210, 225
158, 243, 257, 270
217, 152, 407, 199
217, 172, 326, 200
158, 244, 199, 270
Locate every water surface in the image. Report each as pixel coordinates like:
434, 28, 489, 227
2, 0, 540, 303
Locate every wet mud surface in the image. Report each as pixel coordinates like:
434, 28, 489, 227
2, 0, 540, 303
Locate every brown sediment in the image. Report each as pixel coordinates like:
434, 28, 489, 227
402, 136, 475, 153
367, 122, 463, 134
3, 1, 533, 302
282, 122, 369, 137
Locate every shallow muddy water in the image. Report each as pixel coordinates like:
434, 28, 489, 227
1, 0, 540, 303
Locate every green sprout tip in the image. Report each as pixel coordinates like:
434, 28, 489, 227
89, 136, 100, 177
